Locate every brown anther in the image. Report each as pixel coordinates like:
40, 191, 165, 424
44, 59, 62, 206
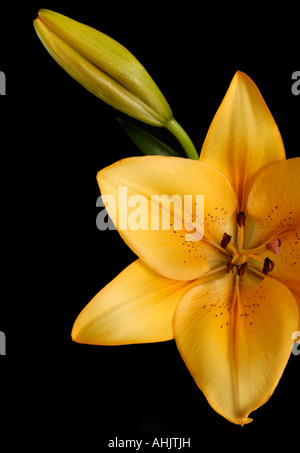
226, 260, 234, 273
262, 257, 275, 275
266, 238, 281, 255
237, 262, 248, 277
220, 232, 232, 249
236, 211, 246, 227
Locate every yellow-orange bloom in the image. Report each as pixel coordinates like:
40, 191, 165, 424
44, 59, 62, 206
72, 71, 300, 425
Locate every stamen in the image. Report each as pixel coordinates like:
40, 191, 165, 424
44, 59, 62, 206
247, 254, 265, 264
237, 262, 248, 277
237, 211, 246, 250
226, 260, 234, 273
231, 253, 240, 265
262, 257, 275, 275
202, 264, 228, 278
236, 211, 246, 227
228, 243, 238, 256
266, 238, 281, 255
220, 232, 232, 249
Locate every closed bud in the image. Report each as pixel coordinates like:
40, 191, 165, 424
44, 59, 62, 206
34, 9, 173, 126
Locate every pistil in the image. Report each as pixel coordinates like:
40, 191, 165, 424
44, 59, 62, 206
244, 237, 282, 257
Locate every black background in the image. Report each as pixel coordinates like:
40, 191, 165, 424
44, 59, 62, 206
1, 2, 299, 450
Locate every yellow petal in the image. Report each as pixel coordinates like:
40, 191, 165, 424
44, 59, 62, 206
97, 156, 238, 281
246, 158, 300, 248
72, 259, 195, 345
34, 10, 172, 126
174, 271, 298, 424
200, 71, 285, 209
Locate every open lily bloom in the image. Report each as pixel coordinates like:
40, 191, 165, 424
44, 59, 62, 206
72, 71, 300, 425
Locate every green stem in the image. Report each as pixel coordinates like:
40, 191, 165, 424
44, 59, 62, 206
165, 118, 199, 160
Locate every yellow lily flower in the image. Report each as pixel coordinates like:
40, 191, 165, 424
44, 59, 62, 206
33, 9, 198, 159
72, 71, 300, 425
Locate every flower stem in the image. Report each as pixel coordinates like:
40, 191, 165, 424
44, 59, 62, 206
166, 118, 199, 160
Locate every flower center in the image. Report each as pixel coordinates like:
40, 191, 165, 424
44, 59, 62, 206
220, 211, 279, 277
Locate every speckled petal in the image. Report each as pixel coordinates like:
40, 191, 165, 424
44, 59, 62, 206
97, 155, 238, 281
246, 158, 300, 248
250, 224, 300, 291
174, 271, 298, 424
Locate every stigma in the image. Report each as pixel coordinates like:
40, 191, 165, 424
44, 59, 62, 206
266, 238, 281, 255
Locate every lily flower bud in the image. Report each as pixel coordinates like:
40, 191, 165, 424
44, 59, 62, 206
33, 9, 173, 127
